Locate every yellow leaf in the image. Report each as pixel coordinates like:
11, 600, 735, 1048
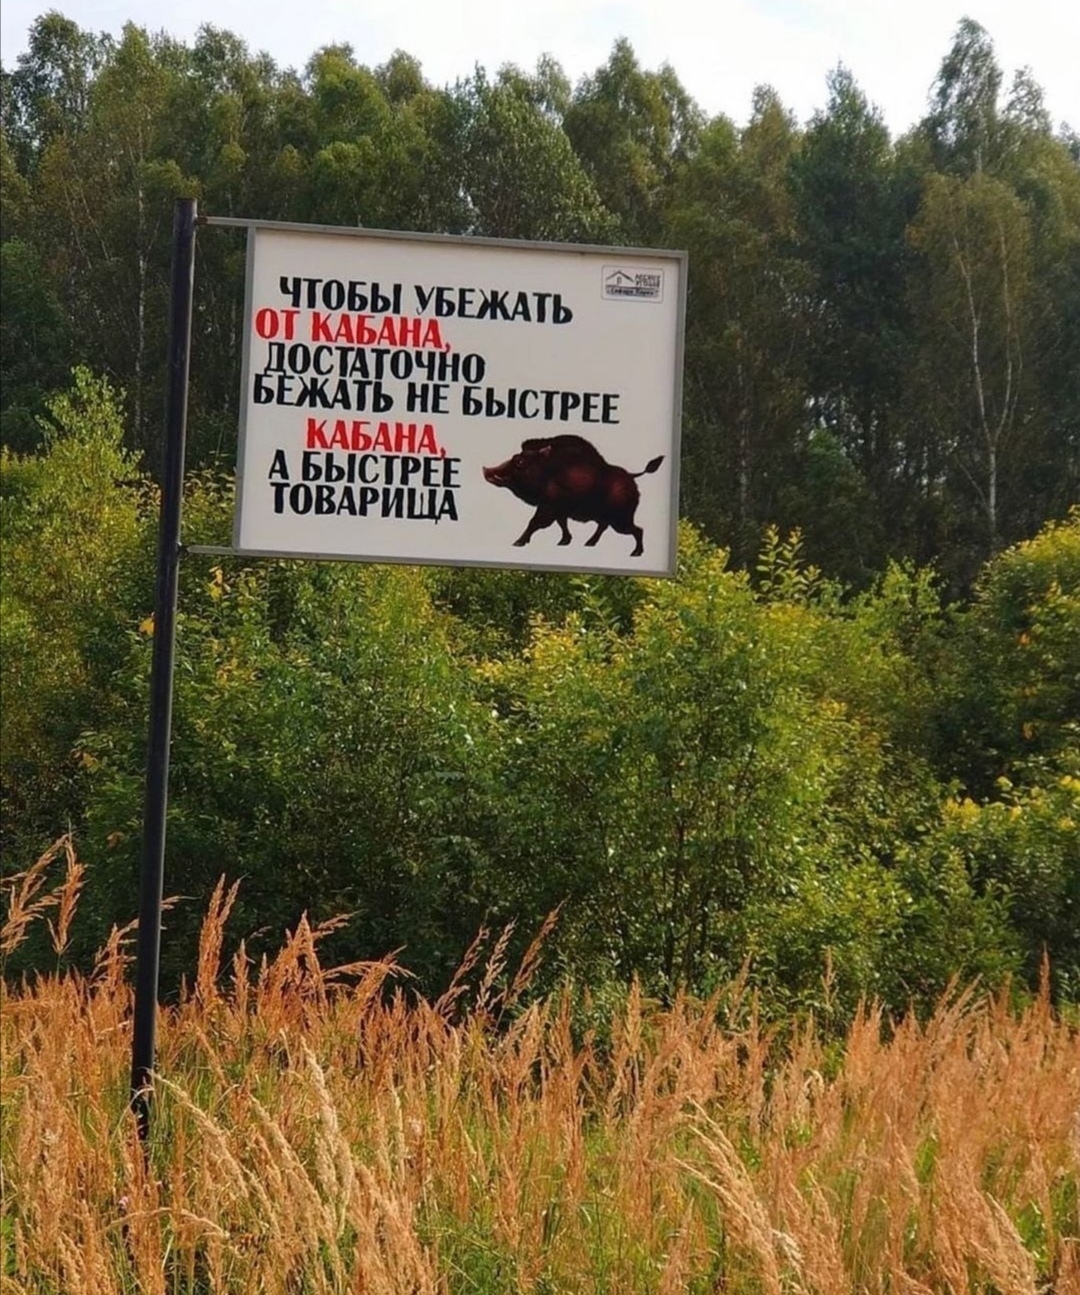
139, 615, 155, 636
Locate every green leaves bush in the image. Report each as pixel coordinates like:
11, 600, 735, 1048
2, 372, 1076, 1015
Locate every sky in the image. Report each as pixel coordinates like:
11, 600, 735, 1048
2, 0, 1078, 137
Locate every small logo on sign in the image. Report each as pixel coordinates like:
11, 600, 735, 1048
603, 266, 664, 302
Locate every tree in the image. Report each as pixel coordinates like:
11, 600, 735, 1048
461, 66, 615, 242
920, 511, 1080, 998
935, 508, 1080, 790
0, 129, 31, 238
906, 35, 1076, 581
77, 549, 499, 988
999, 118, 1080, 541
564, 38, 702, 244
0, 239, 71, 450
667, 90, 811, 565
0, 369, 148, 865
907, 171, 1036, 565
30, 24, 191, 458
788, 67, 918, 581
3, 12, 111, 171
923, 17, 1003, 176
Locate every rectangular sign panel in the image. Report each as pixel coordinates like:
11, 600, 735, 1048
234, 224, 685, 574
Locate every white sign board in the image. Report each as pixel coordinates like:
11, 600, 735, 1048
233, 223, 685, 575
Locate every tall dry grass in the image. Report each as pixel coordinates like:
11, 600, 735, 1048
2, 840, 1078, 1294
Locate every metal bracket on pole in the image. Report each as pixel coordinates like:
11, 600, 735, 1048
130, 197, 198, 1140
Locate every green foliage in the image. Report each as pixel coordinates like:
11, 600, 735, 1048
913, 765, 1079, 997
3, 12, 111, 166
3, 16, 1077, 587
2, 16, 1079, 1019
923, 17, 1002, 176
788, 68, 917, 581
79, 516, 500, 983
563, 37, 702, 244
937, 508, 1080, 787
463, 67, 616, 243
3, 352, 1073, 1014
890, 511, 1080, 996
0, 238, 71, 451
907, 170, 1036, 563
0, 367, 149, 864
464, 526, 989, 1015
973, 510, 1080, 755
666, 98, 811, 567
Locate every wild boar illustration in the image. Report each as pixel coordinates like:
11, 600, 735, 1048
482, 435, 665, 557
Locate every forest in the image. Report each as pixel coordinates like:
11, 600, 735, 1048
2, 13, 1080, 1292
1, 13, 1078, 1015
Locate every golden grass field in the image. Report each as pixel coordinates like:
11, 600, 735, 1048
2, 839, 1078, 1294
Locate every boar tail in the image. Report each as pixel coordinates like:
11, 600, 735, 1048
633, 455, 665, 477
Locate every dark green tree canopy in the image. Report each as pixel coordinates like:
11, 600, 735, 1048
1, 16, 1076, 580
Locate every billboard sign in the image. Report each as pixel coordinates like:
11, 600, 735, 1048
233, 223, 685, 575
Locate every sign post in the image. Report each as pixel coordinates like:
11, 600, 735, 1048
129, 197, 197, 1139
129, 213, 684, 1137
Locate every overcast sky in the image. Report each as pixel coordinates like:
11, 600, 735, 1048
2, 1, 1078, 136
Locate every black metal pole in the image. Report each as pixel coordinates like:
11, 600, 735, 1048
130, 197, 198, 1139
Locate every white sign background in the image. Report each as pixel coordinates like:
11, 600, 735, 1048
233, 224, 685, 575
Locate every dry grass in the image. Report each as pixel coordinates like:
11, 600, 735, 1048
2, 844, 1078, 1294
